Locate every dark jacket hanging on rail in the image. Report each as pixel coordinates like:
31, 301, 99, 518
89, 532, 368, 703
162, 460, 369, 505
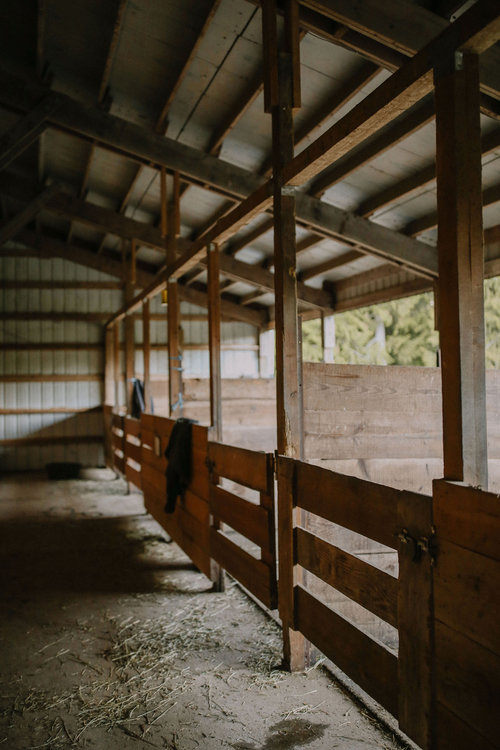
164, 418, 194, 514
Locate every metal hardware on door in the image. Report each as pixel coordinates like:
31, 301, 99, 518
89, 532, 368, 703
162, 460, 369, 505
398, 528, 421, 562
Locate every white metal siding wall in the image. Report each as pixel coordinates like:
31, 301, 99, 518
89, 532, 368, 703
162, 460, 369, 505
0, 256, 122, 471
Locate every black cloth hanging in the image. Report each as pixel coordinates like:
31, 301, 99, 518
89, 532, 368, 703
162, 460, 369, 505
164, 418, 194, 514
131, 379, 145, 418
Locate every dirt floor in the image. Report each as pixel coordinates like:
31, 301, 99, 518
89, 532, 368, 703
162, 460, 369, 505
0, 471, 411, 750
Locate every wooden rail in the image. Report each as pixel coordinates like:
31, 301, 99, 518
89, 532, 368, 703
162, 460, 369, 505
140, 414, 213, 580
207, 442, 277, 609
277, 455, 434, 747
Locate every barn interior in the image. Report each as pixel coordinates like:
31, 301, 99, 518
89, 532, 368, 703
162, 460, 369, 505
0, 1, 499, 748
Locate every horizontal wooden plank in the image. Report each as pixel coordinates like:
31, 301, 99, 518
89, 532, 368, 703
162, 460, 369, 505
124, 440, 142, 465
140, 413, 208, 452
0, 406, 103, 415
210, 528, 276, 609
112, 414, 124, 429
113, 453, 125, 475
125, 463, 142, 491
284, 456, 408, 549
304, 431, 442, 460
435, 620, 500, 748
295, 527, 397, 627
124, 417, 141, 437
184, 378, 276, 401
435, 540, 499, 655
210, 484, 271, 550
182, 489, 209, 525
112, 433, 124, 452
208, 442, 270, 493
433, 480, 500, 559
144, 484, 210, 578
435, 702, 497, 750
295, 585, 398, 717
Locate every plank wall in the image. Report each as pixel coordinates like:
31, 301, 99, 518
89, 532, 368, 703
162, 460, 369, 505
303, 363, 500, 494
0, 256, 122, 471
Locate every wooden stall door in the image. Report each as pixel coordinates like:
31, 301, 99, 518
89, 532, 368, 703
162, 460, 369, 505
432, 480, 500, 750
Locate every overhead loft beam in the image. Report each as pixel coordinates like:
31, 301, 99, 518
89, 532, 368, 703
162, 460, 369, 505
0, 70, 437, 276
309, 95, 435, 197
15, 229, 155, 287
0, 95, 60, 172
405, 181, 500, 237
96, 0, 221, 254
0, 175, 190, 254
299, 0, 500, 99
298, 248, 364, 281
66, 0, 128, 246
12, 228, 268, 328
283, 2, 500, 187
0, 182, 60, 244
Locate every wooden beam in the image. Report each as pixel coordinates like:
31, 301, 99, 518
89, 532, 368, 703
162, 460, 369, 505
178, 283, 267, 328
167, 281, 183, 418
0, 182, 60, 244
284, 1, 500, 186
0, 95, 60, 171
405, 181, 500, 238
155, 0, 221, 134
435, 51, 488, 487
299, 0, 500, 98
309, 95, 435, 197
142, 299, 151, 412
0, 70, 437, 276
207, 243, 222, 440
298, 248, 363, 281
124, 267, 135, 415
105, 327, 115, 406
113, 323, 120, 409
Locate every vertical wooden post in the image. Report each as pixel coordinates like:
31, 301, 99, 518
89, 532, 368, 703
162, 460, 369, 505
434, 51, 487, 488
104, 326, 115, 406
207, 242, 222, 442
160, 167, 168, 240
266, 0, 306, 670
113, 323, 120, 409
167, 173, 183, 418
143, 299, 151, 413
207, 241, 225, 592
124, 243, 136, 416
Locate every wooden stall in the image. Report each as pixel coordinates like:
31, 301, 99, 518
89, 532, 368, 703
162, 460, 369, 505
140, 413, 213, 580
207, 441, 277, 609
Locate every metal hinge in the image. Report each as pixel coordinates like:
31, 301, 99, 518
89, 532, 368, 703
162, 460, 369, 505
397, 527, 437, 565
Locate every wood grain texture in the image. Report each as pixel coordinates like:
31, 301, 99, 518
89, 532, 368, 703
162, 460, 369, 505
295, 585, 398, 716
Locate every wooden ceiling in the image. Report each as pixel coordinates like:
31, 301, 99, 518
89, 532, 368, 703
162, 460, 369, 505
0, 0, 499, 326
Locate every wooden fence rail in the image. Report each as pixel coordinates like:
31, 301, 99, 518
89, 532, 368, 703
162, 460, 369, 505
101, 412, 498, 750
207, 442, 277, 609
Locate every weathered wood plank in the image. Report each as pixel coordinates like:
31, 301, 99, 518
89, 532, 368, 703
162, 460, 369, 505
290, 456, 403, 549
295, 585, 398, 716
397, 490, 434, 748
209, 528, 275, 609
295, 527, 397, 627
433, 479, 500, 559
207, 442, 270, 493
435, 620, 500, 748
210, 484, 270, 550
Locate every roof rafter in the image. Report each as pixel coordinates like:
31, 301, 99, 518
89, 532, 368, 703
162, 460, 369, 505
0, 182, 60, 245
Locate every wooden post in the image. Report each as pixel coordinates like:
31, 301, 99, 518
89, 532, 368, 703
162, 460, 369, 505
160, 167, 168, 239
113, 323, 120, 409
124, 241, 136, 416
142, 299, 151, 413
207, 242, 222, 442
434, 51, 487, 488
104, 326, 115, 406
207, 240, 225, 592
167, 177, 183, 418
266, 0, 306, 669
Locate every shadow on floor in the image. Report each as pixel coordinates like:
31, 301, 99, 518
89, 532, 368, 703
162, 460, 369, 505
0, 514, 199, 595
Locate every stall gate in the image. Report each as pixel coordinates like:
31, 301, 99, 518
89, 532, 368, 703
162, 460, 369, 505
207, 442, 277, 609
102, 413, 499, 750
277, 456, 434, 750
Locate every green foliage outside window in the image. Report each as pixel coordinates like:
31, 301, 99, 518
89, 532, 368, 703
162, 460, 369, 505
302, 278, 500, 368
